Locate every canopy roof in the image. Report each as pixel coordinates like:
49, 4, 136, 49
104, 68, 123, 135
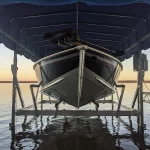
0, 1, 150, 62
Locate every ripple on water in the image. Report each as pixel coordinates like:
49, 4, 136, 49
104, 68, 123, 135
0, 83, 150, 149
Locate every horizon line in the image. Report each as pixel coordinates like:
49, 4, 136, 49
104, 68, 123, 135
0, 80, 150, 83
0, 81, 38, 83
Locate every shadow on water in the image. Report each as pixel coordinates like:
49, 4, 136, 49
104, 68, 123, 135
10, 116, 150, 150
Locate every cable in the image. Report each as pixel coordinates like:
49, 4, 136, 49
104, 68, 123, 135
143, 80, 150, 92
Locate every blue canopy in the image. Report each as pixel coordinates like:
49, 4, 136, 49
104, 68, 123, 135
0, 0, 150, 5
0, 1, 150, 61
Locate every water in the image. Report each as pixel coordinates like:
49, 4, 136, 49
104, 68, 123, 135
0, 83, 150, 150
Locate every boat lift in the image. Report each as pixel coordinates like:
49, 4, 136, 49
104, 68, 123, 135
10, 46, 149, 136
0, 1, 148, 149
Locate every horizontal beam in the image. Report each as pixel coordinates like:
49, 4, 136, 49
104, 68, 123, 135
42, 100, 112, 104
41, 100, 59, 104
144, 100, 150, 104
16, 110, 139, 116
96, 100, 112, 103
143, 92, 150, 95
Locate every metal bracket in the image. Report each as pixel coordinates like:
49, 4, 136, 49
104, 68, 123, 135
54, 101, 62, 118
93, 100, 99, 109
131, 87, 139, 108
93, 100, 100, 118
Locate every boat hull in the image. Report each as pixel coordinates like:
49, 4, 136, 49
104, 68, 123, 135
34, 46, 122, 108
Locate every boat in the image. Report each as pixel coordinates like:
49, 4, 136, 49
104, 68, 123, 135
33, 45, 122, 108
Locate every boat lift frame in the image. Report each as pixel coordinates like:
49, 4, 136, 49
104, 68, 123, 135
10, 46, 148, 135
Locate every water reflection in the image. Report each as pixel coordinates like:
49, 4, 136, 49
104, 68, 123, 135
10, 115, 150, 150
1, 83, 149, 149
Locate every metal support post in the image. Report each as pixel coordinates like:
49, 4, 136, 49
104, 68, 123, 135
115, 84, 125, 111
137, 52, 144, 130
30, 82, 42, 116
11, 51, 17, 134
30, 85, 39, 112
35, 86, 40, 102
16, 78, 24, 108
131, 87, 139, 108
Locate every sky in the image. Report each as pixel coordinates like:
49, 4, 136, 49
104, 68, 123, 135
0, 43, 150, 81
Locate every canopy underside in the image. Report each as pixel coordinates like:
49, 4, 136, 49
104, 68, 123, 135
0, 1, 150, 62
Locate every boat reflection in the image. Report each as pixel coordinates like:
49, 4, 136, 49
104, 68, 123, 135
10, 116, 149, 150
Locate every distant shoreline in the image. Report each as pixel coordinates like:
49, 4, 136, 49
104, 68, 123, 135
0, 81, 38, 83
118, 80, 150, 83
0, 80, 150, 83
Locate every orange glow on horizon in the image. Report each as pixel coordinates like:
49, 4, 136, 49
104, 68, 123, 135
0, 69, 37, 81
0, 44, 150, 81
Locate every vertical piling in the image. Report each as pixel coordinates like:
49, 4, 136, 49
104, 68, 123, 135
137, 52, 144, 130
11, 51, 17, 134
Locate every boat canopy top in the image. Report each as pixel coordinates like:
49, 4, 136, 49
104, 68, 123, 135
0, 0, 150, 62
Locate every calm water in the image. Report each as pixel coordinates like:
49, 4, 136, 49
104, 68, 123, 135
0, 83, 150, 150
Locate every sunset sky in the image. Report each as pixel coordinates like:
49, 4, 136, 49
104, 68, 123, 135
0, 43, 150, 81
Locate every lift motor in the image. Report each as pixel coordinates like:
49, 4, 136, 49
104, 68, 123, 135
44, 29, 125, 57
